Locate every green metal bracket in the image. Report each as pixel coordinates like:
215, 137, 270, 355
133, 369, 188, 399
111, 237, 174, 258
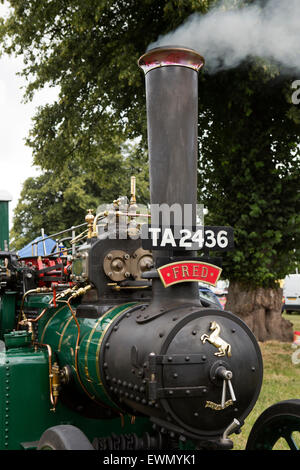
0, 191, 12, 251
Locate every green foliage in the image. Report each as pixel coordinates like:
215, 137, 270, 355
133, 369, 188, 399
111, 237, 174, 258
10, 140, 149, 250
0, 0, 212, 168
198, 62, 300, 287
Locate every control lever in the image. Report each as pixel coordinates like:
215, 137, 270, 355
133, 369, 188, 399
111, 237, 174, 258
216, 367, 236, 409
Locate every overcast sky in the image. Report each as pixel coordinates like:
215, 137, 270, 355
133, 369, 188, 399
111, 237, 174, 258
0, 3, 58, 227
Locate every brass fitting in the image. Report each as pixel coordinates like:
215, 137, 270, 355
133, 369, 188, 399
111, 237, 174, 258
70, 284, 92, 299
85, 209, 95, 238
52, 362, 60, 400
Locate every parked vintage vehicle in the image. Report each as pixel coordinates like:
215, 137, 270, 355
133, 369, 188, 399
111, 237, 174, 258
282, 274, 300, 314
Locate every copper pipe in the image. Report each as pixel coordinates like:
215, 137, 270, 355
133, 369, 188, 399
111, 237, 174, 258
58, 298, 108, 408
17, 287, 52, 329
19, 285, 78, 328
58, 296, 125, 420
34, 342, 58, 411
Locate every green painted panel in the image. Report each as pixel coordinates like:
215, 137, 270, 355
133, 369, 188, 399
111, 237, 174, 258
40, 301, 137, 409
0, 292, 16, 339
0, 201, 9, 251
0, 343, 152, 450
0, 294, 153, 448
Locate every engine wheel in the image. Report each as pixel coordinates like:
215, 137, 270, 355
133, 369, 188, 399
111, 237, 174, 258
246, 400, 300, 450
37, 424, 94, 450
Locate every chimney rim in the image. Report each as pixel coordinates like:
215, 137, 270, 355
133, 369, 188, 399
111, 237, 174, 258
138, 46, 205, 74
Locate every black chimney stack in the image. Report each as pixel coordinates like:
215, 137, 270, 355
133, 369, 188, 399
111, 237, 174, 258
138, 46, 204, 223
138, 46, 205, 307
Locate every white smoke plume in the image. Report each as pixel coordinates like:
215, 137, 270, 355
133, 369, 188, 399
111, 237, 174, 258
148, 0, 300, 74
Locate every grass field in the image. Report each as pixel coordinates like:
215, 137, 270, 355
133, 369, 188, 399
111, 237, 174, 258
231, 312, 300, 450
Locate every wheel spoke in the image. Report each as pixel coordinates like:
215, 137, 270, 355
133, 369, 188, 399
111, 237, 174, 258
246, 400, 300, 451
284, 433, 299, 451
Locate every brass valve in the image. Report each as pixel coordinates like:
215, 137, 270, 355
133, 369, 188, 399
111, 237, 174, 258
70, 284, 92, 299
52, 362, 60, 399
85, 209, 95, 238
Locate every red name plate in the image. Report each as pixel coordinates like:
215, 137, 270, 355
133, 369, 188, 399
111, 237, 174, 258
157, 261, 222, 288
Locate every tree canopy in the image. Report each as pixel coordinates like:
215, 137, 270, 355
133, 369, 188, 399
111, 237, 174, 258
198, 63, 300, 287
0, 0, 212, 169
10, 139, 149, 250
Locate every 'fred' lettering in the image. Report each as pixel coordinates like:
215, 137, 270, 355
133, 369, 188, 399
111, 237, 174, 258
158, 261, 222, 288
181, 265, 189, 277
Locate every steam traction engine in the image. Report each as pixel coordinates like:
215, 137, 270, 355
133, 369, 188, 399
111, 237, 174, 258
0, 47, 266, 451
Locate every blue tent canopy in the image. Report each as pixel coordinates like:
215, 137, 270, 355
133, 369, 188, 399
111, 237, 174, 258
18, 235, 57, 258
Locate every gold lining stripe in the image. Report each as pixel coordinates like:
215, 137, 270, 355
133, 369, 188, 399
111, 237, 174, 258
58, 316, 73, 352
40, 306, 66, 343
84, 306, 116, 381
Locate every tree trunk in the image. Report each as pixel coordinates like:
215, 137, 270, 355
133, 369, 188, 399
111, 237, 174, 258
226, 281, 294, 342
